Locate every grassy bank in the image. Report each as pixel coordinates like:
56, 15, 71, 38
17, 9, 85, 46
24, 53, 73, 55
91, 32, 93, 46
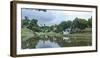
64, 28, 92, 37
21, 27, 34, 41
21, 28, 92, 40
35, 31, 63, 38
65, 33, 91, 37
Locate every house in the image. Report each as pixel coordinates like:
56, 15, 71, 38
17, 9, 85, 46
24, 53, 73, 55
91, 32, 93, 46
63, 28, 71, 34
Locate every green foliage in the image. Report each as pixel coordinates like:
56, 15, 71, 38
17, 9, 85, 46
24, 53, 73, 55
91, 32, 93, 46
72, 17, 88, 30
88, 17, 92, 28
56, 21, 72, 32
40, 25, 51, 32
21, 16, 92, 34
21, 16, 30, 28
27, 18, 41, 32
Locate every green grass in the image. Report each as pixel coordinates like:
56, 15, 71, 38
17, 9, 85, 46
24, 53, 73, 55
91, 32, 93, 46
65, 33, 91, 37
21, 27, 34, 41
64, 28, 92, 37
62, 28, 92, 46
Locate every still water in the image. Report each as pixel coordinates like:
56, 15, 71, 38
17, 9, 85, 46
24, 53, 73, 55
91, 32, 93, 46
22, 36, 92, 49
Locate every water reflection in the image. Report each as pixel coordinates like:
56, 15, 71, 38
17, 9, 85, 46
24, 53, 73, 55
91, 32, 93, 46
22, 36, 92, 49
36, 40, 60, 48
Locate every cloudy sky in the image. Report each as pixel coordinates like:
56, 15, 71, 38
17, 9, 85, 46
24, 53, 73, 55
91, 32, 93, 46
22, 8, 92, 26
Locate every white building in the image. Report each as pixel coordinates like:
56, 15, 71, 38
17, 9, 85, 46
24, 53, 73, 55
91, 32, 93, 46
63, 28, 71, 34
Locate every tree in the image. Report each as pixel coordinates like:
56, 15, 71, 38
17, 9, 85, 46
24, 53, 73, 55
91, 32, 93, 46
27, 18, 40, 32
88, 17, 92, 28
72, 17, 88, 30
21, 16, 30, 28
56, 21, 72, 32
78, 19, 88, 29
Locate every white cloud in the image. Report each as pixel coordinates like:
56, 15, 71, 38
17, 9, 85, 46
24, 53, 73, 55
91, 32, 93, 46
22, 9, 92, 26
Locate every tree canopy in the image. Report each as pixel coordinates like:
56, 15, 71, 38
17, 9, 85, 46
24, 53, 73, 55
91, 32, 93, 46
21, 16, 92, 33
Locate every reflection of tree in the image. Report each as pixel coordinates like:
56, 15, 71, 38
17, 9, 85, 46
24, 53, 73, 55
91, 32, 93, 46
22, 33, 92, 49
21, 37, 39, 49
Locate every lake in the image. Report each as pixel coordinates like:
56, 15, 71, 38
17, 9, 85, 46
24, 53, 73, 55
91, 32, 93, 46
21, 36, 92, 49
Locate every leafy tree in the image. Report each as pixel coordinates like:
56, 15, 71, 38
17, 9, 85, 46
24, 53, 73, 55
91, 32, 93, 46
27, 18, 40, 32
21, 16, 30, 28
56, 21, 72, 32
79, 19, 88, 29
88, 17, 92, 28
65, 20, 72, 28
40, 24, 51, 32
72, 17, 88, 30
